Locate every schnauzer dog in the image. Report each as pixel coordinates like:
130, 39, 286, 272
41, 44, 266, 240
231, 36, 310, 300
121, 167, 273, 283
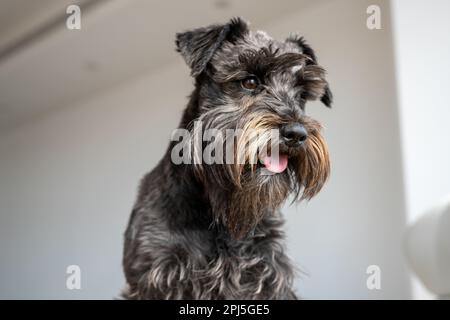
122, 18, 332, 300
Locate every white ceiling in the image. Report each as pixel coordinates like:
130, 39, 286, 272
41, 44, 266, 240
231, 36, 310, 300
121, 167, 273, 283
0, 0, 91, 55
0, 0, 316, 131
0, 0, 62, 53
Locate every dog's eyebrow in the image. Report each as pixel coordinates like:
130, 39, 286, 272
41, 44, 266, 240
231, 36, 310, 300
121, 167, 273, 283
269, 52, 308, 73
213, 49, 310, 83
216, 70, 254, 82
237, 50, 308, 77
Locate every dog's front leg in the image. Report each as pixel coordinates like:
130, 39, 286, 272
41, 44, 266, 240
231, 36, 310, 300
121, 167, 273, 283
124, 252, 196, 300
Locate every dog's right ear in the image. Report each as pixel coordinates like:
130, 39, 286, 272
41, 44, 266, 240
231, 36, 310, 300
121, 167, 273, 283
176, 18, 249, 77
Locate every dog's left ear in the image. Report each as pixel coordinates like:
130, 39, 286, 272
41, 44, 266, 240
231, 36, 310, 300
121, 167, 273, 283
287, 35, 333, 108
176, 18, 249, 77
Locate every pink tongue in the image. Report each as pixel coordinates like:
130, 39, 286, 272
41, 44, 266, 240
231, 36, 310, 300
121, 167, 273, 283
263, 154, 289, 173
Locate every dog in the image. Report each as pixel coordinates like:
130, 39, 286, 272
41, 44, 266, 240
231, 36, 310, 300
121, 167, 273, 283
122, 17, 332, 300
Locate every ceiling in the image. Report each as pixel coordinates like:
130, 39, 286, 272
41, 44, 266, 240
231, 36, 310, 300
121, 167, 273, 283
0, 0, 64, 53
0, 0, 92, 56
0, 0, 316, 131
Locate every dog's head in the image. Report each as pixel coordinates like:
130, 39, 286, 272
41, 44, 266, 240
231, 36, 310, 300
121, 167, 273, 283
175, 18, 332, 238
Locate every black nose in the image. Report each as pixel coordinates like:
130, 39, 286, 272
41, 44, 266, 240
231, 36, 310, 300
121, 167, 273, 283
280, 123, 308, 147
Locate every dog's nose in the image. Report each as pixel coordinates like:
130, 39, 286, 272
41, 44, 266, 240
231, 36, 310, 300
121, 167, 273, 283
280, 123, 308, 147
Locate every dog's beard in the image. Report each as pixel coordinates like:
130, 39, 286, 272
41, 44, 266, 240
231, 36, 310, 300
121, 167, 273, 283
188, 105, 330, 239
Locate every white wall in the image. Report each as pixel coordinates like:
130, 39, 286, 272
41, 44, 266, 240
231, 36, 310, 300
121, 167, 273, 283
391, 0, 450, 299
0, 63, 191, 298
391, 0, 450, 228
0, 0, 411, 299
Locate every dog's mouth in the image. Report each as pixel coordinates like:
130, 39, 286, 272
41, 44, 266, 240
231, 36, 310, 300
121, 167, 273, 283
259, 153, 289, 173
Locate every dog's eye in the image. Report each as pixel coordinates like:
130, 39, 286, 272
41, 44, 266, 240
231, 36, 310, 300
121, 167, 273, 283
241, 76, 259, 90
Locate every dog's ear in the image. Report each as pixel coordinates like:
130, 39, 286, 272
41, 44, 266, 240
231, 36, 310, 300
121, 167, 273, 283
176, 17, 249, 77
320, 86, 333, 108
287, 35, 333, 108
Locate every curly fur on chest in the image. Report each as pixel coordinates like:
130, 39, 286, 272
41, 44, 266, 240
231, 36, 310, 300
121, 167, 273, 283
122, 162, 297, 300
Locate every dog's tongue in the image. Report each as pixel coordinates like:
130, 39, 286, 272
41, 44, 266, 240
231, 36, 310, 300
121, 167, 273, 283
263, 154, 289, 173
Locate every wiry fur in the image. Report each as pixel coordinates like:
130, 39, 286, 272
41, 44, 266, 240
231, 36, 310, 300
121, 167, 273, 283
122, 18, 332, 300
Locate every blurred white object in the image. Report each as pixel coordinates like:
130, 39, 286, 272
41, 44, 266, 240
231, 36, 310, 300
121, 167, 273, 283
404, 195, 450, 298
